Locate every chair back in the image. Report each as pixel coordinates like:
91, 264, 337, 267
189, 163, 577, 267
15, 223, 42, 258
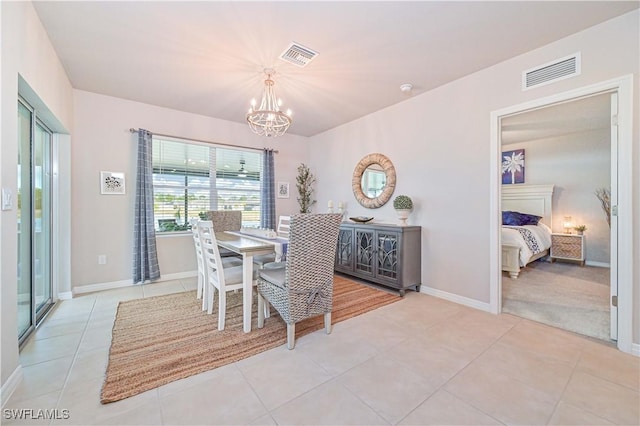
206, 210, 242, 231
190, 219, 204, 275
277, 215, 291, 238
285, 213, 343, 307
197, 220, 225, 287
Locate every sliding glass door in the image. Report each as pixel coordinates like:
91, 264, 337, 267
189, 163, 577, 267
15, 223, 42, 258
17, 99, 54, 343
33, 119, 53, 317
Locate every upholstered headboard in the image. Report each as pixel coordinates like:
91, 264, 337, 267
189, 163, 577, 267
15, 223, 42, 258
502, 184, 554, 227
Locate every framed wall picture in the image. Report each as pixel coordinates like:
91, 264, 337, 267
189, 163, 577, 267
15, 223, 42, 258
277, 181, 290, 198
501, 149, 525, 184
100, 171, 126, 195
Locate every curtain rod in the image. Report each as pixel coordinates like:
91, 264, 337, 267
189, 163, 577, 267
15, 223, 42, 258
128, 128, 278, 154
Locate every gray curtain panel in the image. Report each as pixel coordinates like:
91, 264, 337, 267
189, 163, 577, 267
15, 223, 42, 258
260, 149, 276, 230
133, 129, 160, 284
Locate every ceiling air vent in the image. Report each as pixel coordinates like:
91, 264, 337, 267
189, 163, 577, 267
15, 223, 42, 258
279, 42, 318, 68
522, 53, 581, 91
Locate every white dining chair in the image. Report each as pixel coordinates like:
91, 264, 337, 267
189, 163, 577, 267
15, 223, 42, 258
253, 215, 291, 269
276, 215, 291, 238
190, 219, 206, 307
191, 219, 241, 311
198, 220, 257, 330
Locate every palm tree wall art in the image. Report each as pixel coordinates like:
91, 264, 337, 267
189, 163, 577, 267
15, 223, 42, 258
502, 149, 525, 184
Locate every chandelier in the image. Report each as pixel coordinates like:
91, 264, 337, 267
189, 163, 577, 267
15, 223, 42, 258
246, 68, 292, 137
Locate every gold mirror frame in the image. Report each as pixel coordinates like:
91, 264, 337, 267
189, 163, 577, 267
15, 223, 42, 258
352, 153, 396, 208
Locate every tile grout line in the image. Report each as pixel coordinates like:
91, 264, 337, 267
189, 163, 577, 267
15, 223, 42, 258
52, 296, 99, 415
234, 363, 280, 425
428, 316, 521, 424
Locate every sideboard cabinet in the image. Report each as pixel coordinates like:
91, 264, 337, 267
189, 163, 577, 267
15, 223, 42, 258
335, 222, 421, 295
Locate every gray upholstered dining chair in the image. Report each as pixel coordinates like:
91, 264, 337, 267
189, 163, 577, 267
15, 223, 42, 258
256, 213, 343, 349
206, 210, 243, 259
206, 210, 242, 231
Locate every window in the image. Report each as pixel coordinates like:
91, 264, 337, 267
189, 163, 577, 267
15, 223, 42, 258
152, 137, 262, 232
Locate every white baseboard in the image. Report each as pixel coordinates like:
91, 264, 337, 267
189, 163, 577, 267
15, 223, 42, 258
1, 366, 23, 409
73, 271, 198, 296
585, 260, 610, 268
631, 343, 640, 358
57, 291, 73, 300
420, 286, 492, 313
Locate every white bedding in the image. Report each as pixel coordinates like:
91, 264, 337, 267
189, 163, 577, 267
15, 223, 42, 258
502, 223, 552, 266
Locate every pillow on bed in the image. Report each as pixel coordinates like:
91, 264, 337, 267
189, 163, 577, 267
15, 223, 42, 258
519, 212, 542, 225
502, 211, 542, 226
502, 211, 520, 226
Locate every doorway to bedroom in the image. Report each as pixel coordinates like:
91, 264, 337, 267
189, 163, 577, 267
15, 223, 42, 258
499, 93, 612, 342
489, 75, 633, 354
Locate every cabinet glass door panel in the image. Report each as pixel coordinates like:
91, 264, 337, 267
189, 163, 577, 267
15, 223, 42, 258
335, 228, 353, 271
376, 233, 398, 280
354, 229, 375, 276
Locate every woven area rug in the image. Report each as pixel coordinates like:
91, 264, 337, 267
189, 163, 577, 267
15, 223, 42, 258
101, 275, 400, 403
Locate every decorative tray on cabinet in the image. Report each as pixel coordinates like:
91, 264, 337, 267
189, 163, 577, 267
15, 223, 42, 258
349, 216, 374, 223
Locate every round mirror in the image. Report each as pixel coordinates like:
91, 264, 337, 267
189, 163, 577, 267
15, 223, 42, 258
361, 164, 386, 198
352, 153, 396, 208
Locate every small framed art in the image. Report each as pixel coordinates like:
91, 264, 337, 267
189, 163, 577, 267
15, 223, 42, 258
100, 171, 126, 195
501, 149, 525, 184
277, 182, 290, 198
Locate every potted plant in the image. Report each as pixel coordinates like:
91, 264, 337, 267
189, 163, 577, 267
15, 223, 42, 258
574, 224, 587, 235
296, 163, 316, 213
393, 195, 413, 225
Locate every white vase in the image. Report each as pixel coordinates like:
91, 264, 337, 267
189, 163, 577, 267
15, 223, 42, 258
396, 209, 411, 226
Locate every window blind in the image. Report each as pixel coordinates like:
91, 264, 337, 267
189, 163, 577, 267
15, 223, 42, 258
152, 137, 262, 232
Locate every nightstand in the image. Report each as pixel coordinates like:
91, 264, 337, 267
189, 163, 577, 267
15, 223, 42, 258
550, 233, 585, 265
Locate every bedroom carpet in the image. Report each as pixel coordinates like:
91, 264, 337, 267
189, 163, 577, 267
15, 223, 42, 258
502, 260, 611, 341
101, 275, 400, 404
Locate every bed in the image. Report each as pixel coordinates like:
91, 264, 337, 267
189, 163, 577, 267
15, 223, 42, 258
501, 184, 554, 279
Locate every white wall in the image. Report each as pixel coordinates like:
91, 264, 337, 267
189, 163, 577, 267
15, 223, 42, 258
71, 91, 309, 290
1, 1, 73, 391
308, 11, 639, 342
505, 128, 611, 264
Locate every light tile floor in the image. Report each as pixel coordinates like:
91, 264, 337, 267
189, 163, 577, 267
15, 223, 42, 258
4, 277, 639, 425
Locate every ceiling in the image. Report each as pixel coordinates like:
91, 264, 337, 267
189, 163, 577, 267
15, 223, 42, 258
33, 1, 638, 137
501, 92, 612, 145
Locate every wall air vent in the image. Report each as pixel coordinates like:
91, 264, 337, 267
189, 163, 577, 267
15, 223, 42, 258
279, 42, 318, 68
522, 53, 581, 91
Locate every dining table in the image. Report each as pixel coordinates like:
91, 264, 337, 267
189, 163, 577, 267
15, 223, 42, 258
226, 230, 289, 262
214, 231, 276, 333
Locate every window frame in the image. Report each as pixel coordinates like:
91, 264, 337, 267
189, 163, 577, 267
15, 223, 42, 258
151, 136, 262, 234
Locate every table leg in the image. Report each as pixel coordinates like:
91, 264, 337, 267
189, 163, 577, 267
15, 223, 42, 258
243, 253, 254, 333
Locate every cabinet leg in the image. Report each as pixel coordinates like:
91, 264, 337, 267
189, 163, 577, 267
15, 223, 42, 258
415, 284, 421, 292
399, 289, 406, 297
